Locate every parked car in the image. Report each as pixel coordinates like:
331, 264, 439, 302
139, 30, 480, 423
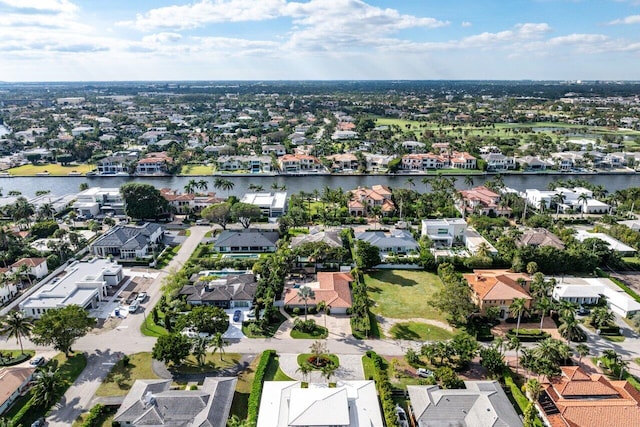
395, 405, 409, 427
128, 301, 140, 313
180, 328, 211, 339
29, 356, 45, 366
233, 310, 242, 322
417, 368, 433, 378
246, 309, 256, 319
576, 306, 591, 316
136, 292, 148, 302
31, 418, 45, 427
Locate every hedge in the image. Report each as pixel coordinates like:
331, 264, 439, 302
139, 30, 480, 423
505, 329, 550, 342
365, 351, 399, 427
247, 350, 275, 426
503, 368, 544, 427
81, 404, 106, 427
0, 353, 32, 367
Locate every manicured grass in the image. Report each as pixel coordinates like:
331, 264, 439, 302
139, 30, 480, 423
297, 353, 340, 369
180, 164, 214, 175
291, 325, 328, 339
95, 353, 159, 397
171, 352, 240, 374
366, 270, 446, 321
73, 407, 116, 427
8, 352, 87, 427
602, 334, 626, 343
230, 356, 259, 420
8, 163, 94, 176
362, 355, 376, 381
242, 311, 287, 338
389, 322, 454, 341
156, 245, 181, 269
140, 311, 169, 337
264, 355, 294, 382
0, 349, 35, 366
204, 230, 214, 237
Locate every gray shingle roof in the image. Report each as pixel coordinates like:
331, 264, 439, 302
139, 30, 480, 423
92, 223, 162, 251
214, 230, 279, 250
114, 377, 237, 427
180, 274, 257, 304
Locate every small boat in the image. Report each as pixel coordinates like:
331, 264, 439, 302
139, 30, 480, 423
68, 171, 82, 176
36, 171, 50, 176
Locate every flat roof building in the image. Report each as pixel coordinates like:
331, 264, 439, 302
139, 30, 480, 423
240, 192, 287, 217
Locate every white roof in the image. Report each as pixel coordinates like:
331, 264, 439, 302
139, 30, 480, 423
574, 230, 636, 253
257, 381, 383, 427
552, 276, 640, 314
240, 192, 287, 212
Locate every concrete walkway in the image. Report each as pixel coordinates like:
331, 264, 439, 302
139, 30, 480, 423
278, 353, 365, 382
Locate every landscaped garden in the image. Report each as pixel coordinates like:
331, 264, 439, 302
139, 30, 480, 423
366, 270, 446, 321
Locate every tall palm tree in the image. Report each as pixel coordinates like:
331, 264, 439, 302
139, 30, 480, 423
297, 286, 316, 321
191, 336, 210, 366
536, 297, 552, 332
464, 175, 474, 189
575, 343, 589, 363
31, 367, 63, 409
197, 179, 209, 192
214, 178, 235, 198
510, 298, 527, 336
421, 177, 432, 193
184, 179, 198, 194
526, 378, 541, 402
210, 332, 228, 362
577, 192, 589, 218
508, 336, 522, 373
0, 311, 34, 354
553, 192, 566, 220
38, 203, 55, 220
538, 199, 547, 213
321, 363, 338, 384
558, 314, 582, 345
296, 363, 313, 383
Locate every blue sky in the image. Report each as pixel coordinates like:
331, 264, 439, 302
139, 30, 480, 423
2, 0, 640, 81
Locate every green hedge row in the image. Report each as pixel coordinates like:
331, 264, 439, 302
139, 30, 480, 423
506, 329, 550, 342
247, 350, 275, 426
365, 351, 399, 427
503, 368, 543, 427
0, 353, 32, 367
81, 404, 106, 427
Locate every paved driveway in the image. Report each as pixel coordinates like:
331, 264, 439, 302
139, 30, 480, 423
279, 353, 365, 382
223, 308, 248, 339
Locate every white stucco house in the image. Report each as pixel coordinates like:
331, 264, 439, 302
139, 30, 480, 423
552, 276, 640, 317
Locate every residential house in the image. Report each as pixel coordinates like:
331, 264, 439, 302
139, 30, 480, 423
257, 381, 383, 427
363, 153, 396, 173
283, 272, 353, 314
481, 152, 516, 171
407, 381, 523, 427
331, 130, 359, 140
216, 155, 272, 173
464, 269, 532, 319
96, 155, 132, 175
20, 258, 123, 319
537, 366, 640, 427
90, 223, 164, 260
73, 187, 125, 218
552, 276, 640, 317
10, 257, 48, 279
239, 192, 287, 217
135, 152, 173, 175
0, 367, 36, 415
402, 153, 445, 170
449, 151, 477, 169
326, 153, 359, 172
517, 228, 565, 250
574, 230, 636, 255
213, 230, 279, 253
180, 273, 257, 308
518, 155, 549, 171
421, 218, 467, 248
458, 186, 511, 216
261, 144, 286, 156
277, 154, 323, 173
348, 185, 395, 217
160, 188, 224, 214
290, 228, 343, 249
401, 140, 426, 153
113, 377, 237, 427
355, 229, 419, 256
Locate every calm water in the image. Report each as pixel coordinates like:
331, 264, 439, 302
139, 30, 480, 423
1, 173, 640, 198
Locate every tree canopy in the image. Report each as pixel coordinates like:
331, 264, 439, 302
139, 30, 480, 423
120, 183, 169, 220
176, 306, 229, 335
31, 305, 96, 356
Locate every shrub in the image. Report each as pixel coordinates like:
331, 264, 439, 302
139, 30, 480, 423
82, 404, 106, 427
293, 307, 301, 315
121, 354, 130, 367
293, 319, 317, 333
405, 348, 420, 367
247, 350, 275, 425
505, 329, 550, 342
366, 351, 400, 427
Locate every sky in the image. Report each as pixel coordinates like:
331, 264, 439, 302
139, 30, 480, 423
2, 0, 640, 82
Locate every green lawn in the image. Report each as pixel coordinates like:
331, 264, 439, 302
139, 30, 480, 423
95, 353, 160, 397
366, 270, 446, 321
230, 356, 259, 420
180, 164, 214, 175
389, 322, 454, 341
171, 353, 240, 374
73, 407, 116, 427
140, 312, 169, 337
291, 325, 328, 339
242, 311, 287, 338
264, 355, 294, 381
8, 163, 95, 176
297, 353, 340, 369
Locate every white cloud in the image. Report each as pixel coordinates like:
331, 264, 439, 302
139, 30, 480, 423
142, 32, 183, 44
608, 14, 640, 25
461, 21, 472, 27
118, 0, 287, 31
0, 0, 77, 13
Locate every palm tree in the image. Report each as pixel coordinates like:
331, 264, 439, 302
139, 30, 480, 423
421, 177, 432, 193
321, 363, 338, 384
536, 297, 552, 332
590, 306, 615, 330
248, 183, 264, 192
558, 314, 582, 345
297, 286, 316, 321
38, 203, 55, 220
214, 178, 234, 198
619, 359, 630, 380
575, 343, 589, 363
464, 175, 474, 189
31, 367, 63, 409
0, 311, 34, 354
577, 192, 589, 218
510, 298, 527, 336
184, 179, 198, 194
210, 332, 228, 362
553, 192, 566, 220
538, 199, 547, 213
197, 179, 209, 192
526, 378, 541, 402
406, 178, 415, 192
191, 336, 210, 366
508, 336, 522, 373
296, 363, 313, 383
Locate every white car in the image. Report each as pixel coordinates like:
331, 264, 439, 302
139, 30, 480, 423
136, 292, 148, 302
180, 328, 211, 339
395, 405, 409, 427
128, 301, 139, 313
417, 368, 434, 378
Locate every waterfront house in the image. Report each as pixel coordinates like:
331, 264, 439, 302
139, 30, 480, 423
348, 185, 395, 217
73, 187, 125, 218
135, 152, 173, 175
355, 229, 419, 256
326, 153, 359, 172
458, 186, 511, 216
20, 258, 123, 319
239, 192, 287, 217
277, 154, 323, 174
216, 155, 272, 173
114, 377, 236, 427
96, 155, 132, 175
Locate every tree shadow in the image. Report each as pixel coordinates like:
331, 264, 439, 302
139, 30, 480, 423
390, 323, 420, 340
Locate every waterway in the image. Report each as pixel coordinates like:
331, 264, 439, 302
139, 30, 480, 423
1, 173, 640, 199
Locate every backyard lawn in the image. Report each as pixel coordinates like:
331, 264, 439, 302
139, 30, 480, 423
180, 164, 214, 175
366, 270, 446, 321
389, 322, 454, 341
95, 353, 160, 397
8, 163, 95, 176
